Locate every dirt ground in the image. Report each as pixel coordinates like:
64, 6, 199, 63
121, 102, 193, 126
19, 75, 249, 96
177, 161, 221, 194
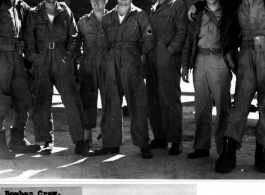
0, 93, 264, 180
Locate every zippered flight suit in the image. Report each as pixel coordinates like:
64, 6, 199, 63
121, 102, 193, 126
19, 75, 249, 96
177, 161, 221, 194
100, 4, 155, 147
24, 2, 85, 143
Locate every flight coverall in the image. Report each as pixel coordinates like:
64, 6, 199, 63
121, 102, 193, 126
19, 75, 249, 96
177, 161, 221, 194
0, 0, 33, 131
77, 10, 108, 130
146, 0, 188, 144
100, 4, 155, 147
183, 6, 232, 154
224, 0, 265, 149
24, 2, 85, 143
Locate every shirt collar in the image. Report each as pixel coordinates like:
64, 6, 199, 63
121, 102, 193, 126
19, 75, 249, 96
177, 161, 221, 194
115, 3, 137, 15
203, 5, 222, 14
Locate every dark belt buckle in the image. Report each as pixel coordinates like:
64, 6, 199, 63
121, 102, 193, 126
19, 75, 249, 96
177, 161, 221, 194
254, 36, 265, 45
209, 49, 214, 55
253, 36, 265, 51
49, 42, 55, 50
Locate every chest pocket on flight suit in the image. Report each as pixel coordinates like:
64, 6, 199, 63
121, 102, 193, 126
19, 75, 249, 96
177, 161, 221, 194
123, 20, 141, 41
83, 24, 95, 42
36, 15, 48, 39
106, 22, 116, 42
158, 11, 171, 47
56, 15, 69, 39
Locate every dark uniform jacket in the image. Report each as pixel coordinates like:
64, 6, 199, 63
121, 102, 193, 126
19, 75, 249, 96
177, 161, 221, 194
24, 1, 77, 64
102, 4, 155, 56
1, 0, 30, 37
77, 10, 108, 61
182, 0, 241, 70
150, 0, 188, 55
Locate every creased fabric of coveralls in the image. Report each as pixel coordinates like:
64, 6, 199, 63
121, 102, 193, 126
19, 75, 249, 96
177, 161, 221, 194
100, 4, 155, 147
0, 0, 33, 131
24, 2, 85, 143
192, 6, 231, 154
145, 0, 188, 143
77, 10, 108, 129
224, 0, 265, 149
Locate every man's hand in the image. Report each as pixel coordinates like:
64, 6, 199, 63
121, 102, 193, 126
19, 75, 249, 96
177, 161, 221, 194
226, 51, 238, 75
67, 39, 76, 51
181, 66, 189, 83
188, 5, 197, 22
26, 69, 34, 81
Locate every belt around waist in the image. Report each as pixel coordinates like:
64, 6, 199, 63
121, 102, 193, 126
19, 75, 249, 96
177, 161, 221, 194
241, 29, 265, 38
197, 47, 223, 55
241, 36, 265, 51
0, 41, 24, 53
110, 41, 139, 49
36, 42, 66, 50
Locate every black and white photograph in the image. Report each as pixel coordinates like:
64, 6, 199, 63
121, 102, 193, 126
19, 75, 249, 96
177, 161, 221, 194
0, 0, 264, 193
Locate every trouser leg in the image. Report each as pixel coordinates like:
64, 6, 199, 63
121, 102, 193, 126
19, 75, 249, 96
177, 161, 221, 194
122, 62, 149, 148
0, 94, 12, 129
79, 55, 98, 130
157, 51, 183, 143
12, 53, 33, 130
146, 53, 164, 139
193, 54, 213, 149
255, 51, 265, 148
206, 55, 232, 155
100, 51, 123, 147
224, 48, 256, 148
0, 52, 14, 129
32, 69, 54, 142
54, 75, 84, 143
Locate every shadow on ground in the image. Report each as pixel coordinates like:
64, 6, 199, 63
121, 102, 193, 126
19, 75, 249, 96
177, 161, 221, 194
0, 97, 263, 180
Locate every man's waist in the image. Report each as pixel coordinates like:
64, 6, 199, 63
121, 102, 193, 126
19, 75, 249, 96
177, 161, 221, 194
110, 41, 139, 49
241, 35, 265, 51
197, 47, 223, 55
0, 41, 24, 53
241, 29, 265, 39
36, 42, 66, 50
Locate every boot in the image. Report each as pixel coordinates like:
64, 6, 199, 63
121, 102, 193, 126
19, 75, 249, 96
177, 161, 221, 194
168, 143, 182, 155
0, 129, 15, 159
94, 147, 120, 156
140, 146, 153, 159
40, 141, 54, 155
187, 149, 210, 159
255, 141, 265, 173
9, 127, 41, 153
75, 140, 94, 157
149, 138, 168, 149
215, 137, 237, 173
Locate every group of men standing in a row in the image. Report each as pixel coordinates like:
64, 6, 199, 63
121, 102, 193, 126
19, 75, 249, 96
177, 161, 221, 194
0, 0, 265, 174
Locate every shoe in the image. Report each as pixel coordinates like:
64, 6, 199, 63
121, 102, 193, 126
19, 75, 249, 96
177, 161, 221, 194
75, 140, 94, 157
168, 143, 182, 155
94, 147, 120, 156
84, 139, 92, 148
149, 138, 168, 149
215, 137, 237, 173
40, 141, 54, 155
140, 146, 153, 159
255, 141, 265, 173
8, 127, 41, 153
187, 149, 210, 159
0, 129, 15, 159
